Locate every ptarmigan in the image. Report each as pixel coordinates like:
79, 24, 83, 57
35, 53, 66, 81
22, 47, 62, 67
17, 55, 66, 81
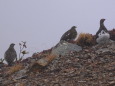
96, 19, 110, 44
60, 26, 77, 42
4, 43, 17, 66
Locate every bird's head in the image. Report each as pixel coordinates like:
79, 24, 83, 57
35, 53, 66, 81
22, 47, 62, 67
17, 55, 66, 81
100, 19, 105, 24
10, 43, 15, 48
71, 26, 77, 31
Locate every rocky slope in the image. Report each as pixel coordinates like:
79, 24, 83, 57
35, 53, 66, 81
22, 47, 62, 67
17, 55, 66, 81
0, 41, 115, 86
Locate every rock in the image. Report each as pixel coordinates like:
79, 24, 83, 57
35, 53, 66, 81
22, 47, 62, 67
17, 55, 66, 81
109, 41, 115, 49
34, 54, 56, 67
13, 69, 27, 80
37, 54, 56, 66
108, 81, 115, 86
27, 54, 57, 73
52, 41, 82, 56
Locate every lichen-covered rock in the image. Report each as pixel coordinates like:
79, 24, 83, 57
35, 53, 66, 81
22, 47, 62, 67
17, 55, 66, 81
51, 41, 82, 56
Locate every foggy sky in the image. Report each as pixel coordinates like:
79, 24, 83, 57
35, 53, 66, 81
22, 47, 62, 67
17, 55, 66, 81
0, 0, 115, 59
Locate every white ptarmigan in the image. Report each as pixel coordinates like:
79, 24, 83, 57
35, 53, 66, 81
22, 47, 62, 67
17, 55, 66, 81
96, 19, 110, 44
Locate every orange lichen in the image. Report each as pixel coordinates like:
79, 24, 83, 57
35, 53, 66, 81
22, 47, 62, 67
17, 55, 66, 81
8, 64, 23, 75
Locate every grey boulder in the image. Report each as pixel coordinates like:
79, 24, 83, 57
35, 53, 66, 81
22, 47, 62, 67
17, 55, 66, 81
52, 41, 82, 56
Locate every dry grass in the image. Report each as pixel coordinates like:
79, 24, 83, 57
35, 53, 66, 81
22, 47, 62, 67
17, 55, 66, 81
76, 33, 95, 46
8, 64, 23, 75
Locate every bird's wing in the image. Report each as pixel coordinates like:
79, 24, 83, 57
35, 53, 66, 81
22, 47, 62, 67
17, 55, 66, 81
60, 30, 70, 41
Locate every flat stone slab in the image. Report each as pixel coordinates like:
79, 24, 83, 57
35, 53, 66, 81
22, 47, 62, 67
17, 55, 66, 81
52, 41, 82, 56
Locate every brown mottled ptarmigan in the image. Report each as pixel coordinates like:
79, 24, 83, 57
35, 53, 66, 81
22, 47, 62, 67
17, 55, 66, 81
4, 43, 17, 66
60, 26, 77, 42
